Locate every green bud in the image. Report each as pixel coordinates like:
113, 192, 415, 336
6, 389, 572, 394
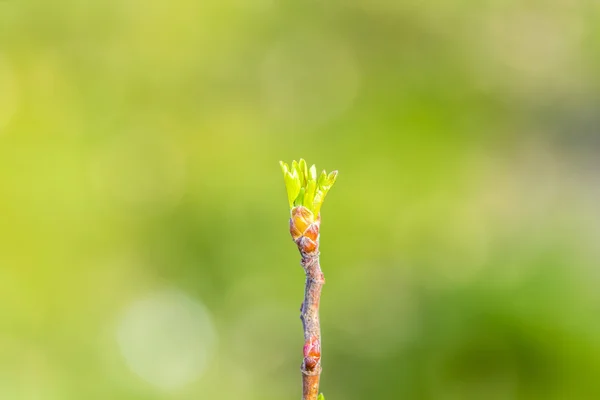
280, 159, 338, 215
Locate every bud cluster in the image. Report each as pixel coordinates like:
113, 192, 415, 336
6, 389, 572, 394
280, 159, 338, 254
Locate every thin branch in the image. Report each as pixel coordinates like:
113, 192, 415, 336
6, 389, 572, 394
279, 159, 337, 400
300, 251, 324, 400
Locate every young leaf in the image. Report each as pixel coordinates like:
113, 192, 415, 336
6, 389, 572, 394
294, 187, 305, 207
280, 160, 337, 214
309, 164, 317, 181
304, 179, 317, 212
279, 161, 289, 175
299, 158, 308, 187
318, 170, 327, 187
327, 170, 338, 186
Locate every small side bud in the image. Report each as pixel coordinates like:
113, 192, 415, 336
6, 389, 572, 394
303, 336, 321, 370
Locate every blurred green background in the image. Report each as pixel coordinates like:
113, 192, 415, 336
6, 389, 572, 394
2, 1, 600, 399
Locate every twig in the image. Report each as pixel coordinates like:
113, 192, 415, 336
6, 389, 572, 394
300, 251, 324, 400
279, 159, 338, 400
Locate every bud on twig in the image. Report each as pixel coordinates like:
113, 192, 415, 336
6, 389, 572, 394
280, 160, 338, 255
280, 159, 338, 400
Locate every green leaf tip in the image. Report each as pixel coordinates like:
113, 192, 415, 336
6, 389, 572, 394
279, 159, 338, 216
317, 394, 325, 400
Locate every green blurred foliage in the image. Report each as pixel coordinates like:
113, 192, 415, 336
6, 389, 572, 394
2, 0, 600, 399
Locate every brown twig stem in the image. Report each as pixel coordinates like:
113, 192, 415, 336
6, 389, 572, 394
299, 250, 324, 400
280, 159, 338, 400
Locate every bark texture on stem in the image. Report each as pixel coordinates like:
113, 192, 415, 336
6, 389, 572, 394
300, 250, 324, 400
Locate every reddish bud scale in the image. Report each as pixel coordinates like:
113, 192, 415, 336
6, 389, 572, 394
303, 337, 321, 370
290, 206, 321, 255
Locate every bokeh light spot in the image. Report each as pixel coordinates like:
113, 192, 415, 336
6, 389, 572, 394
116, 289, 218, 391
